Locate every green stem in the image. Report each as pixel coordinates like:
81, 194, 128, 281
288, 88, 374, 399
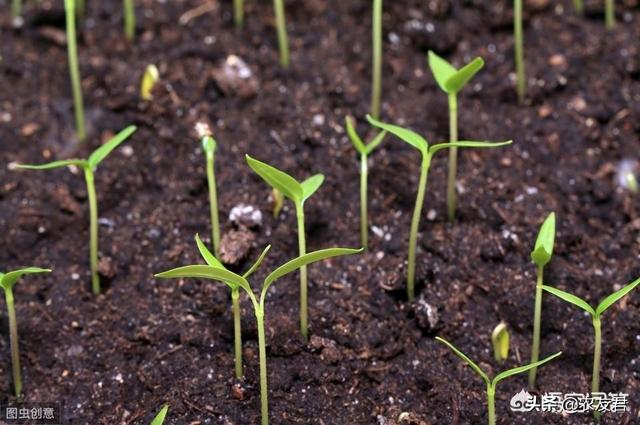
446, 93, 458, 222
528, 264, 544, 387
234, 0, 244, 27
573, 0, 584, 14
206, 152, 220, 257
76, 0, 85, 18
11, 0, 21, 20
371, 0, 382, 119
84, 168, 100, 294
231, 289, 243, 379
295, 205, 308, 339
123, 0, 135, 41
256, 309, 269, 425
5, 288, 22, 398
65, 0, 86, 142
487, 384, 496, 425
272, 0, 290, 68
360, 153, 369, 250
514, 0, 526, 104
605, 0, 615, 29
592, 316, 602, 419
407, 157, 430, 301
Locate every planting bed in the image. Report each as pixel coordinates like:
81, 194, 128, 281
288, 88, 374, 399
1, 0, 640, 423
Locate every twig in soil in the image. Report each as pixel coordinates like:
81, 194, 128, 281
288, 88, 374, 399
124, 0, 136, 41
0, 268, 52, 397
436, 336, 561, 425
13, 126, 137, 295
528, 212, 555, 388
542, 276, 640, 419
155, 240, 361, 425
513, 0, 526, 104
427, 51, 485, 221
367, 115, 511, 301
64, 0, 86, 142
345, 116, 386, 250
150, 404, 169, 424
195, 123, 221, 257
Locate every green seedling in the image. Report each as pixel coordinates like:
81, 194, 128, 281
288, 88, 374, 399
1, 267, 51, 397
273, 0, 290, 68
605, 0, 615, 28
140, 64, 160, 101
272, 189, 284, 218
491, 322, 509, 363
65, 0, 86, 141
14, 126, 137, 295
11, 0, 21, 22
427, 51, 485, 221
367, 115, 511, 300
156, 244, 361, 425
234, 0, 244, 27
371, 0, 383, 119
150, 405, 169, 425
542, 277, 640, 417
124, 0, 135, 40
437, 336, 561, 425
573, 0, 584, 14
345, 116, 386, 249
246, 155, 324, 340
196, 123, 221, 257
528, 212, 555, 387
514, 0, 526, 103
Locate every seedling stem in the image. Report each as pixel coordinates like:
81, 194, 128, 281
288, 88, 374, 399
407, 157, 430, 300
205, 141, 220, 256
11, 0, 20, 20
234, 0, 244, 27
514, 0, 526, 103
573, 0, 584, 14
6, 288, 21, 397
65, 0, 86, 141
529, 264, 543, 386
446, 93, 458, 221
371, 0, 383, 119
124, 0, 136, 41
296, 206, 308, 338
605, 0, 615, 28
84, 168, 100, 294
273, 0, 289, 68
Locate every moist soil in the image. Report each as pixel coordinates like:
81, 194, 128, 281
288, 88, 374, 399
1, 0, 639, 424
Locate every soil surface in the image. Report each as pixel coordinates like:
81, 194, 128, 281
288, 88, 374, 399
1, 0, 640, 424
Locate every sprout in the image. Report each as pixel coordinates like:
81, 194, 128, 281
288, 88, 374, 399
436, 336, 561, 425
272, 188, 284, 218
528, 212, 556, 387
273, 0, 290, 68
150, 405, 169, 425
514, 0, 526, 103
156, 243, 361, 425
124, 0, 136, 41
542, 276, 640, 417
246, 155, 325, 340
573, 0, 584, 14
65, 0, 86, 141
0, 267, 52, 397
367, 115, 511, 300
427, 51, 485, 221
11, 0, 21, 22
605, 0, 615, 28
345, 116, 386, 250
140, 65, 160, 101
234, 0, 244, 28
491, 322, 509, 363
371, 0, 383, 119
14, 126, 137, 295
197, 123, 221, 257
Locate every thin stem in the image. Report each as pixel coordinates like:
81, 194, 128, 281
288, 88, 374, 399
296, 205, 308, 340
407, 158, 430, 301
11, 0, 21, 20
256, 309, 269, 425
573, 0, 584, 14
487, 384, 496, 425
360, 153, 369, 250
5, 288, 22, 398
446, 93, 458, 222
206, 152, 220, 257
75, 0, 85, 18
592, 317, 602, 419
514, 0, 526, 104
65, 0, 86, 142
234, 0, 244, 28
123, 0, 136, 41
272, 0, 290, 68
371, 0, 383, 119
231, 288, 243, 379
528, 264, 544, 387
605, 0, 615, 29
84, 168, 100, 294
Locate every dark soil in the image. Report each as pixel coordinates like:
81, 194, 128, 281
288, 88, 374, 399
1, 0, 639, 423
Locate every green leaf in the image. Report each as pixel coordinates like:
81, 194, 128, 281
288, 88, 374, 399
155, 265, 247, 291
493, 351, 562, 386
428, 51, 457, 93
531, 212, 556, 267
428, 140, 512, 157
201, 135, 217, 156
88, 125, 137, 168
0, 267, 51, 291
366, 130, 387, 155
301, 174, 325, 202
246, 155, 302, 203
243, 245, 272, 279
542, 285, 595, 316
195, 234, 225, 269
14, 159, 88, 171
595, 277, 640, 316
435, 336, 490, 385
445, 57, 485, 94
150, 405, 169, 425
345, 116, 367, 155
366, 115, 429, 156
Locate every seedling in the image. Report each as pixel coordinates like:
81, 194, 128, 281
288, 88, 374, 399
367, 115, 511, 300
528, 212, 555, 387
272, 189, 284, 218
371, 0, 383, 119
436, 336, 561, 425
542, 276, 640, 416
11, 0, 21, 22
196, 122, 221, 257
246, 155, 325, 340
14, 126, 137, 295
140, 64, 160, 101
605, 0, 615, 28
150, 405, 169, 425
234, 0, 244, 28
65, 0, 86, 141
491, 322, 509, 363
273, 0, 290, 68
427, 51, 485, 221
156, 244, 361, 425
345, 116, 386, 249
573, 0, 584, 14
514, 0, 526, 103
1, 267, 51, 397
124, 0, 136, 41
